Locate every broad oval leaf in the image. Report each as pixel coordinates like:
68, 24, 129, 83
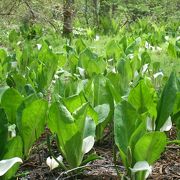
0, 86, 9, 103
134, 132, 166, 164
94, 104, 110, 124
128, 79, 156, 115
1, 88, 23, 123
17, 99, 48, 156
48, 102, 89, 168
0, 108, 8, 155
114, 101, 139, 154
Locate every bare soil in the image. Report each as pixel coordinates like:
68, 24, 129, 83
17, 128, 180, 180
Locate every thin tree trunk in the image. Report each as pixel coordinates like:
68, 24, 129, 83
99, 0, 111, 33
84, 0, 88, 26
112, 3, 118, 17
99, 0, 110, 16
92, 0, 98, 26
63, 0, 74, 37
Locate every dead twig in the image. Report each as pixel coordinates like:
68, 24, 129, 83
56, 164, 124, 180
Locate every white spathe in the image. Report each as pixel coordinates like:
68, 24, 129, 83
77, 67, 85, 78
11, 62, 17, 68
156, 46, 162, 51
128, 54, 134, 59
0, 157, 22, 176
8, 124, 16, 138
146, 116, 172, 132
145, 41, 150, 49
146, 117, 156, 131
165, 36, 169, 41
36, 44, 42, 50
130, 161, 152, 179
134, 70, 139, 78
94, 35, 100, 41
17, 41, 21, 45
82, 136, 95, 154
153, 72, 164, 79
176, 36, 180, 41
142, 64, 149, 74
46, 155, 63, 171
160, 116, 172, 132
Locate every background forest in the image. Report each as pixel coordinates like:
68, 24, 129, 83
0, 0, 180, 40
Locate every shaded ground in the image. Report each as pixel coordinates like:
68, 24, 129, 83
17, 128, 180, 180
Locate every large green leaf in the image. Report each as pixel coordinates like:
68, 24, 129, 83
94, 104, 110, 124
63, 93, 98, 124
173, 92, 180, 115
75, 38, 86, 54
141, 51, 151, 65
156, 72, 178, 130
0, 49, 7, 65
63, 93, 86, 113
129, 120, 146, 151
134, 132, 166, 165
79, 48, 106, 77
2, 136, 23, 180
106, 39, 121, 60
128, 79, 156, 115
0, 49, 8, 81
17, 99, 48, 156
83, 117, 96, 138
119, 36, 127, 52
114, 101, 139, 154
0, 86, 9, 104
125, 37, 141, 55
48, 102, 89, 168
52, 72, 79, 98
48, 103, 81, 167
168, 43, 177, 59
0, 108, 8, 157
36, 43, 58, 91
116, 58, 132, 94
172, 92, 180, 132
106, 73, 122, 103
1, 88, 23, 123
48, 102, 74, 139
85, 75, 114, 140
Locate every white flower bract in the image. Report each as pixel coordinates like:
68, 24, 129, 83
46, 155, 63, 171
82, 136, 95, 154
160, 116, 172, 132
8, 124, 16, 138
130, 161, 152, 179
0, 157, 22, 176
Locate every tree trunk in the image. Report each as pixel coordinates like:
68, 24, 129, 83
99, 0, 110, 17
84, 0, 89, 25
63, 0, 74, 37
99, 0, 111, 33
92, 0, 98, 26
112, 3, 118, 17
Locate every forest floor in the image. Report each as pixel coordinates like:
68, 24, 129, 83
17, 128, 180, 180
